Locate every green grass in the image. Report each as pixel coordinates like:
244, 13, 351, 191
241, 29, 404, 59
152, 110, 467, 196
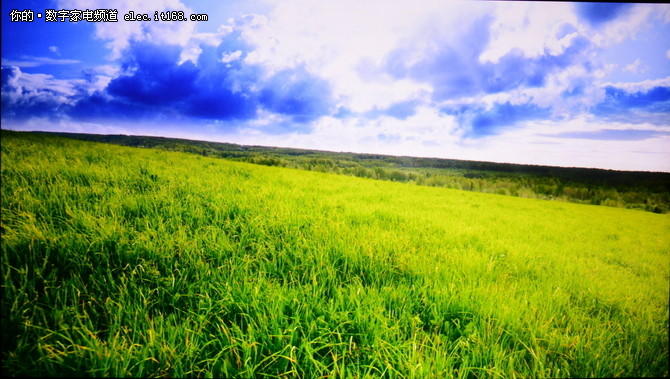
39, 130, 670, 213
1, 132, 669, 377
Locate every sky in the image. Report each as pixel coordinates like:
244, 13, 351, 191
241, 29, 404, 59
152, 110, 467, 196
2, 1, 670, 172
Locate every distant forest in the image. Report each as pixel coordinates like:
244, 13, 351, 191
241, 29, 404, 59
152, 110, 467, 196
11, 130, 670, 213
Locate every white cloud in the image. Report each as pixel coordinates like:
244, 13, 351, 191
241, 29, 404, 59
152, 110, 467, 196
602, 76, 670, 92
224, 106, 462, 158
1, 66, 86, 105
437, 60, 608, 121
91, 64, 120, 77
59, 0, 198, 59
623, 58, 645, 73
57, 0, 239, 65
480, 2, 578, 63
2, 56, 80, 68
179, 25, 235, 64
220, 50, 242, 64
80, 65, 122, 94
48, 46, 60, 55
240, 0, 477, 112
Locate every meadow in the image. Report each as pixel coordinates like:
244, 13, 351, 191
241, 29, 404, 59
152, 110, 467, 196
1, 131, 669, 377
46, 131, 670, 214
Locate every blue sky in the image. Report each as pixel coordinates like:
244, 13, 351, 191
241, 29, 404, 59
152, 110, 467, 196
2, 1, 670, 171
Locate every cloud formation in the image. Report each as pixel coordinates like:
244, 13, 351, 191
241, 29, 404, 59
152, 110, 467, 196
575, 3, 632, 26
1, 66, 85, 119
4, 23, 335, 127
592, 85, 670, 125
445, 102, 551, 138
385, 16, 591, 102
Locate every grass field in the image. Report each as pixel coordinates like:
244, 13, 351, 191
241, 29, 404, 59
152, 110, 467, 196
1, 131, 669, 377
42, 131, 670, 214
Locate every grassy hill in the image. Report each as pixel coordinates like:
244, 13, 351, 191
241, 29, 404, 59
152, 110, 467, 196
1, 131, 668, 377
31, 130, 670, 214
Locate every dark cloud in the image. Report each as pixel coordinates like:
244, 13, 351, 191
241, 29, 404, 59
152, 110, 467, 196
1, 65, 18, 86
545, 129, 670, 141
183, 38, 261, 120
107, 44, 199, 106
1, 91, 66, 120
259, 67, 333, 123
385, 16, 492, 100
3, 34, 335, 127
575, 3, 632, 27
385, 16, 591, 101
591, 85, 670, 125
68, 93, 161, 122
444, 102, 551, 138
598, 86, 670, 110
